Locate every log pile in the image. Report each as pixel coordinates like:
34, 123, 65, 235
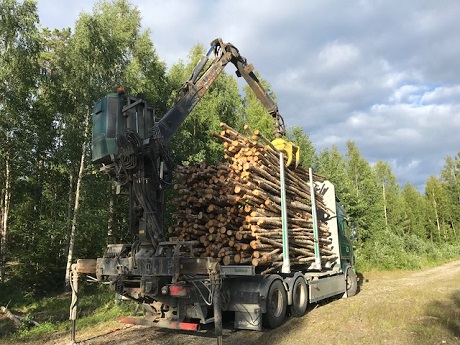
168, 123, 337, 273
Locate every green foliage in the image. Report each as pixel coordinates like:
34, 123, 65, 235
0, 0, 46, 286
344, 142, 386, 243
400, 182, 429, 238
317, 145, 351, 198
374, 161, 404, 231
357, 231, 460, 272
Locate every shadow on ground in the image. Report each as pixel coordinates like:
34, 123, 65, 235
424, 289, 460, 338
410, 289, 460, 344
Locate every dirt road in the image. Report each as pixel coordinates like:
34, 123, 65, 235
27, 260, 460, 345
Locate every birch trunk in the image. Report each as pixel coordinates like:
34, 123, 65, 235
431, 191, 442, 240
64, 174, 74, 260
382, 181, 388, 227
64, 113, 90, 287
0, 156, 11, 282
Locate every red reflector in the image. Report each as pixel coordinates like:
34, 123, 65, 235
169, 285, 190, 297
171, 321, 199, 331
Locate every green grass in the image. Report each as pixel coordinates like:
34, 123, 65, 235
0, 284, 137, 343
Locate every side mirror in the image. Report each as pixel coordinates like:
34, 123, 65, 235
350, 222, 358, 241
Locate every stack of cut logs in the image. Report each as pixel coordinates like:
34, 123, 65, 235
168, 123, 337, 273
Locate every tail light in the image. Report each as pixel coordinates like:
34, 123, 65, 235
167, 285, 190, 297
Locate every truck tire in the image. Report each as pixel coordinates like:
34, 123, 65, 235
263, 280, 287, 329
290, 276, 308, 317
346, 267, 358, 297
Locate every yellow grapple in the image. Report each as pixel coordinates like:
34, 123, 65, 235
271, 138, 300, 168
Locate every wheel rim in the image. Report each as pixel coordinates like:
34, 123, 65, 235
270, 289, 283, 317
346, 269, 355, 290
294, 281, 306, 307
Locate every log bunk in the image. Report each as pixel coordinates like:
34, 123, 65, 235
168, 123, 337, 274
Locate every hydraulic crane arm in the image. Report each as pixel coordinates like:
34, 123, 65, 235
227, 44, 286, 139
158, 37, 287, 142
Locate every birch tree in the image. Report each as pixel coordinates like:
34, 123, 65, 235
345, 141, 384, 242
0, 0, 40, 282
374, 161, 403, 233
400, 182, 426, 238
440, 154, 460, 239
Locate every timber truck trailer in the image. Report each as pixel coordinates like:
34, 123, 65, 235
69, 38, 358, 344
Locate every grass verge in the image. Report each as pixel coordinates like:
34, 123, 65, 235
0, 284, 137, 344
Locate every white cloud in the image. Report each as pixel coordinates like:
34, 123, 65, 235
420, 85, 460, 104
389, 84, 425, 104
318, 42, 360, 70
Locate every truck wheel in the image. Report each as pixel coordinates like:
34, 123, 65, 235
346, 267, 358, 297
290, 277, 308, 317
263, 280, 287, 329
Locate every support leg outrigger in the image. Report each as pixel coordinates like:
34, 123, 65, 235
210, 265, 223, 345
69, 259, 97, 344
69, 264, 79, 344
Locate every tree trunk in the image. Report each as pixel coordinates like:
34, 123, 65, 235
382, 181, 388, 227
0, 155, 11, 283
64, 174, 74, 260
431, 191, 442, 240
64, 113, 90, 287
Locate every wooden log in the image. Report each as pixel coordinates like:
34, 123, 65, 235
222, 255, 235, 265
260, 262, 283, 275
171, 123, 337, 266
0, 306, 40, 327
250, 240, 275, 250
251, 257, 267, 266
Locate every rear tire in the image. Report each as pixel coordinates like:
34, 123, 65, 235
263, 280, 287, 329
346, 267, 358, 297
289, 277, 308, 317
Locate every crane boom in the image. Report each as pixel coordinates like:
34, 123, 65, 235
158, 37, 286, 141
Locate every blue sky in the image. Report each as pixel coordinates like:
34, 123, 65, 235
36, 0, 460, 191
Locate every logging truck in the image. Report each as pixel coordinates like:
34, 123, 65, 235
70, 38, 358, 344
